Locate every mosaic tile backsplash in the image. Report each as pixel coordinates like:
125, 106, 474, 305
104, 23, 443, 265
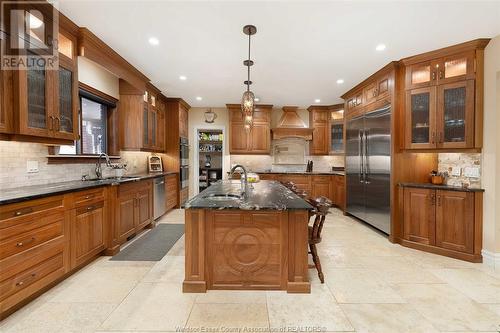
0, 141, 153, 190
438, 153, 482, 188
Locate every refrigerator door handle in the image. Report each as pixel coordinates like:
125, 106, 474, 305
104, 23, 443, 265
358, 129, 364, 183
364, 129, 370, 184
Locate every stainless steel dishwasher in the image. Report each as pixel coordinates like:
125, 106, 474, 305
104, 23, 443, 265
153, 176, 166, 220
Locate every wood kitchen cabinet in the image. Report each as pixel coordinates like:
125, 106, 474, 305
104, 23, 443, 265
308, 106, 330, 155
402, 40, 489, 150
165, 174, 178, 211
228, 104, 272, 154
332, 175, 345, 210
400, 185, 482, 262
0, 195, 70, 318
115, 180, 153, 244
69, 188, 107, 269
311, 175, 331, 199
118, 81, 166, 152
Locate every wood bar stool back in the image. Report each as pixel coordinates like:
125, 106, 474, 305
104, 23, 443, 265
308, 196, 332, 283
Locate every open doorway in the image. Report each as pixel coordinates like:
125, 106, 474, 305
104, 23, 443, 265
194, 127, 226, 195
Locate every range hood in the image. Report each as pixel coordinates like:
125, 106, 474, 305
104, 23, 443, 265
271, 106, 314, 140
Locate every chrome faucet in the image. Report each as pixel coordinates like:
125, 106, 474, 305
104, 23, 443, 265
95, 153, 111, 180
230, 164, 249, 199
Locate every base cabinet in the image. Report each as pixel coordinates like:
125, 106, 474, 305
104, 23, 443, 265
400, 186, 482, 262
165, 174, 178, 211
116, 180, 153, 244
70, 188, 107, 269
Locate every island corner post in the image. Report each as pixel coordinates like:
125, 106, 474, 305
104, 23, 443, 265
183, 208, 311, 293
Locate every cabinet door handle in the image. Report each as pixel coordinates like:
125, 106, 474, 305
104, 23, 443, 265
372, 89, 378, 97
86, 205, 95, 211
439, 70, 444, 80
430, 193, 435, 205
85, 195, 91, 199
49, 116, 54, 131
55, 117, 60, 131
439, 132, 444, 143
437, 195, 441, 206
431, 132, 436, 144
16, 237, 36, 247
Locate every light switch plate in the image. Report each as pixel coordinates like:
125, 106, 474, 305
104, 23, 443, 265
464, 166, 480, 178
451, 166, 461, 177
26, 160, 39, 173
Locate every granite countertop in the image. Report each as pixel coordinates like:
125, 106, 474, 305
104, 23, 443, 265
231, 170, 345, 176
398, 182, 485, 193
185, 180, 314, 210
0, 171, 177, 205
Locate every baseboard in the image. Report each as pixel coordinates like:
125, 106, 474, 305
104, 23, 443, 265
482, 249, 500, 270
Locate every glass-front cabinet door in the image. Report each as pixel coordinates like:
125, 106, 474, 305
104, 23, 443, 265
436, 80, 474, 149
17, 52, 53, 137
405, 87, 436, 149
329, 109, 344, 154
405, 61, 437, 89
437, 51, 475, 85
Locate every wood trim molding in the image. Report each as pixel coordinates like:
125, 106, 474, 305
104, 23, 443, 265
400, 38, 491, 66
78, 28, 149, 91
166, 97, 192, 110
78, 82, 118, 104
341, 61, 399, 99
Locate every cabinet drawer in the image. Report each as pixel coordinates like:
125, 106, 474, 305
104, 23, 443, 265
281, 175, 310, 185
0, 216, 64, 261
0, 252, 64, 303
72, 187, 105, 207
312, 175, 330, 183
0, 195, 64, 223
119, 179, 151, 195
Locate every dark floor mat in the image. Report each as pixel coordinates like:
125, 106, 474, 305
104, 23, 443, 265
111, 224, 184, 261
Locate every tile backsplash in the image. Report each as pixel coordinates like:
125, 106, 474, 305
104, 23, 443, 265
230, 154, 344, 173
438, 153, 482, 188
0, 141, 153, 189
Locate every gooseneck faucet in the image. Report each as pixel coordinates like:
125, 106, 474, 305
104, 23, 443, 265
95, 153, 111, 180
230, 164, 249, 199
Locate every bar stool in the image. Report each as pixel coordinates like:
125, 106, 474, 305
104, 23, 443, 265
308, 196, 332, 283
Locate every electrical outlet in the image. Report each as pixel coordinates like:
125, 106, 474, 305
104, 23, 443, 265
464, 166, 480, 178
26, 160, 39, 173
451, 166, 461, 177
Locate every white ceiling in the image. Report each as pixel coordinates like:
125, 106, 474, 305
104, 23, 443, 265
59, 1, 500, 108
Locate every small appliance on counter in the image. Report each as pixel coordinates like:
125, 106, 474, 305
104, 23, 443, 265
148, 155, 163, 173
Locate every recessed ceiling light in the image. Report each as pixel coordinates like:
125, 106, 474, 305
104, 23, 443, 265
179, 75, 187, 81
314, 99, 321, 103
254, 97, 260, 102
336, 79, 344, 84
148, 37, 160, 46
375, 43, 386, 51
196, 96, 202, 101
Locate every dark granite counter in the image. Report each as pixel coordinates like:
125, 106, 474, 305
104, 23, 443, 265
231, 170, 345, 176
398, 182, 484, 193
0, 172, 177, 205
185, 180, 314, 210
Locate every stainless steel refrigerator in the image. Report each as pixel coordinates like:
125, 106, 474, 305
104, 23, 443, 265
346, 104, 391, 234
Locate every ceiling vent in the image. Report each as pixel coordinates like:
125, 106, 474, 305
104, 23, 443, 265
271, 106, 314, 140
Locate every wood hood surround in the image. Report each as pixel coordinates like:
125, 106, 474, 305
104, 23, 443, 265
271, 107, 314, 140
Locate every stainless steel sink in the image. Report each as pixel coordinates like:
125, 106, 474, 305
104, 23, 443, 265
203, 193, 242, 201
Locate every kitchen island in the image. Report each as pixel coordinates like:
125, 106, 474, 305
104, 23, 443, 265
183, 180, 314, 293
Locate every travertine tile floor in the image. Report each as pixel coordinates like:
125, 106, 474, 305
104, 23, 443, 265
1, 208, 500, 333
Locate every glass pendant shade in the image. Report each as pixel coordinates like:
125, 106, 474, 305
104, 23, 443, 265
241, 90, 255, 115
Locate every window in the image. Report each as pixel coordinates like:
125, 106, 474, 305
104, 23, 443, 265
57, 90, 114, 155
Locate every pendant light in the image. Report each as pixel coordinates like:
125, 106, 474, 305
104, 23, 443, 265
241, 25, 257, 132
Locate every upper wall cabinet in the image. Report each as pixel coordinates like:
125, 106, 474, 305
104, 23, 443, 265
165, 98, 190, 172
308, 104, 345, 156
402, 40, 489, 150
228, 104, 272, 154
1, 8, 79, 143
118, 80, 165, 153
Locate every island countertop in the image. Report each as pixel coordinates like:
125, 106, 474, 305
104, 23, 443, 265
185, 180, 314, 210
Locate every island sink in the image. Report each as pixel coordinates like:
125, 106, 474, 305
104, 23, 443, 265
183, 180, 314, 293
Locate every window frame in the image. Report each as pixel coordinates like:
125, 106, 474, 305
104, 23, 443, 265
76, 94, 110, 155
